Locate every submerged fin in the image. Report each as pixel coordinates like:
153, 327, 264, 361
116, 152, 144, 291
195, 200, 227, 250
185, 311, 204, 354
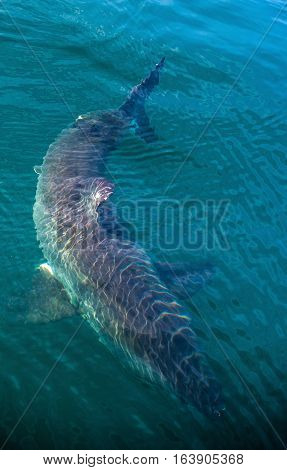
27, 263, 78, 323
134, 107, 158, 143
155, 261, 214, 299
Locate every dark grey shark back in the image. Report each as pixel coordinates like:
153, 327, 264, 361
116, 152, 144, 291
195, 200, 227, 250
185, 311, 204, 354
33, 59, 223, 417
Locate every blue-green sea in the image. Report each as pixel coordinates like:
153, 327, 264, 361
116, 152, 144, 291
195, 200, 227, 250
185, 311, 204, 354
0, 0, 286, 450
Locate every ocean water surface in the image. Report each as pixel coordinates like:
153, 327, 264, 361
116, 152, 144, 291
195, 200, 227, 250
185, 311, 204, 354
0, 0, 286, 449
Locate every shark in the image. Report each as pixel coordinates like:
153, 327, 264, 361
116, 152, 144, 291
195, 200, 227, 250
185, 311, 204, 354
33, 58, 224, 416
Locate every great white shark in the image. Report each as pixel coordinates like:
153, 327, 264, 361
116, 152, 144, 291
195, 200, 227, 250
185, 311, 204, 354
33, 58, 224, 416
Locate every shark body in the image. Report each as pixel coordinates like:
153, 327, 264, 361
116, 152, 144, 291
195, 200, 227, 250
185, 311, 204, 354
33, 59, 223, 416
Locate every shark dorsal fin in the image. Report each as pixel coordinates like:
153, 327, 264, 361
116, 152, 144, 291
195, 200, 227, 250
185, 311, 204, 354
74, 177, 114, 212
89, 177, 115, 208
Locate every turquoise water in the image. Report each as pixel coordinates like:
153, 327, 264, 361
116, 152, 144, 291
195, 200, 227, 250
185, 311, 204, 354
0, 0, 287, 450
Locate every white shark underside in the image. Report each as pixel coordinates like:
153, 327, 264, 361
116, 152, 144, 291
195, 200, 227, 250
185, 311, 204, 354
33, 59, 223, 416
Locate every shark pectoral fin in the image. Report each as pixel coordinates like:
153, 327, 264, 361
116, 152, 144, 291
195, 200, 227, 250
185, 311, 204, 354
134, 107, 158, 143
155, 261, 215, 299
27, 263, 78, 324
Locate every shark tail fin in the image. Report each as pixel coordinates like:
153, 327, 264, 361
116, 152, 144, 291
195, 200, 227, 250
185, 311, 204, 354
134, 57, 165, 99
119, 58, 165, 143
